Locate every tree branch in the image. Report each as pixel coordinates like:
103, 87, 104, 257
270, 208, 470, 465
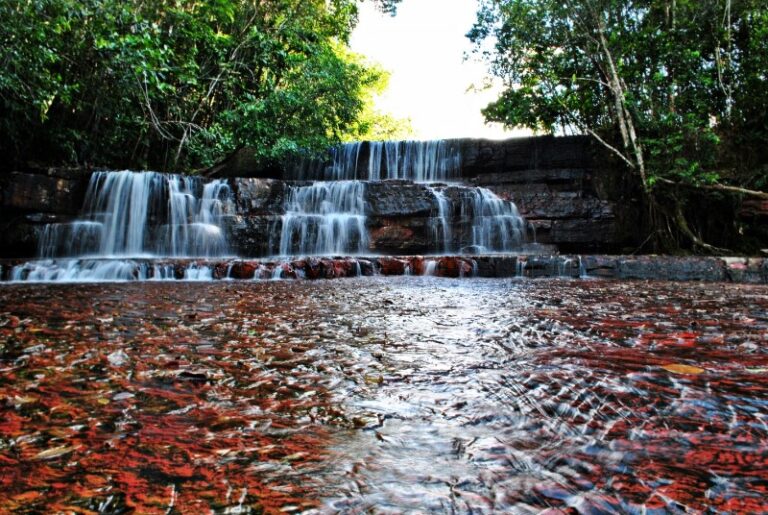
657, 177, 768, 200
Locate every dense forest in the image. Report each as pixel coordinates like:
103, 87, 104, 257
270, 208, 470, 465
0, 0, 410, 172
470, 0, 768, 252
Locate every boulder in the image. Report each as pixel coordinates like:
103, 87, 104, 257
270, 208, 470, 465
377, 257, 410, 275
723, 257, 767, 284
229, 261, 259, 279
435, 257, 474, 278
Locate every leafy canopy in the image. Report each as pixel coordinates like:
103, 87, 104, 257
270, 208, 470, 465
469, 0, 768, 190
0, 0, 408, 171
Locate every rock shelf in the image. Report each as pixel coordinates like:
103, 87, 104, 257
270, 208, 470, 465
2, 255, 765, 283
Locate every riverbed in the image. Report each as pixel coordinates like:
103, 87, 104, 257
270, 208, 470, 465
1, 277, 766, 513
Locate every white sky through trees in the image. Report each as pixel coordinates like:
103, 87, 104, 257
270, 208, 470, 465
351, 0, 530, 140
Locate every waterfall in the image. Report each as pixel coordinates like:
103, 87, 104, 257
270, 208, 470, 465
330, 144, 363, 180
77, 171, 231, 257
274, 181, 368, 256
384, 140, 461, 182
367, 141, 384, 181
38, 221, 103, 258
164, 176, 231, 257
11, 171, 233, 282
464, 187, 526, 253
423, 185, 525, 253
290, 140, 461, 182
6, 140, 529, 282
426, 186, 452, 253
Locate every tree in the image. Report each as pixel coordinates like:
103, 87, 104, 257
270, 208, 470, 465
0, 0, 404, 172
339, 61, 414, 141
470, 0, 768, 251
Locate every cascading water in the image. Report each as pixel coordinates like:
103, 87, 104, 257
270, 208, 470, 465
330, 144, 364, 180
383, 140, 461, 182
367, 141, 384, 181
290, 139, 462, 182
423, 185, 526, 253
465, 187, 526, 252
426, 186, 452, 253
6, 139, 529, 282
80, 171, 231, 257
274, 181, 368, 256
283, 138, 525, 255
11, 171, 233, 282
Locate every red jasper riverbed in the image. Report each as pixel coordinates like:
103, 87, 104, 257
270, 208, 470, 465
1, 277, 767, 513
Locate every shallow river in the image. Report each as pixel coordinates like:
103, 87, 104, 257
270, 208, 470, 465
1, 277, 767, 513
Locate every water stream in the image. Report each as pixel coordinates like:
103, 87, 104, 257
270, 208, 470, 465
1, 278, 765, 512
273, 181, 368, 256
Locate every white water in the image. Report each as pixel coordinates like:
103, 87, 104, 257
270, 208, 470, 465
274, 181, 368, 256
7, 141, 527, 282
10, 259, 216, 283
426, 186, 452, 253
423, 185, 526, 253
330, 144, 364, 180
466, 187, 526, 253
11, 171, 233, 282
291, 140, 462, 182
79, 171, 232, 257
384, 140, 461, 182
367, 141, 385, 181
290, 138, 524, 254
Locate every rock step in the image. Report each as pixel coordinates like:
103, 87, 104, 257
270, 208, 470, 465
2, 255, 766, 283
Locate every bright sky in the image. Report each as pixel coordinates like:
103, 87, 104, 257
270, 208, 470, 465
350, 0, 529, 140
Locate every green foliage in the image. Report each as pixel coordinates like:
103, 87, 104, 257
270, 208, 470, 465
0, 0, 403, 171
470, 0, 768, 190
339, 61, 414, 141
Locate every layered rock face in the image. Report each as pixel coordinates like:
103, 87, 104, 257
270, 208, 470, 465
461, 137, 637, 253
0, 169, 91, 257
0, 136, 638, 258
226, 178, 528, 256
223, 136, 637, 255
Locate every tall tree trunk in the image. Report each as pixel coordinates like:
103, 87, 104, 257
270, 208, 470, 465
595, 16, 648, 190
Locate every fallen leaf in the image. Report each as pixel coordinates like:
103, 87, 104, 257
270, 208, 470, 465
34, 445, 76, 461
662, 364, 705, 375
12, 491, 42, 502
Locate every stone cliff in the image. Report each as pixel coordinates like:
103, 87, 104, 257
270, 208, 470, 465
0, 136, 640, 257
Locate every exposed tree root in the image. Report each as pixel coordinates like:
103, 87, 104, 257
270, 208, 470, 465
673, 201, 731, 254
